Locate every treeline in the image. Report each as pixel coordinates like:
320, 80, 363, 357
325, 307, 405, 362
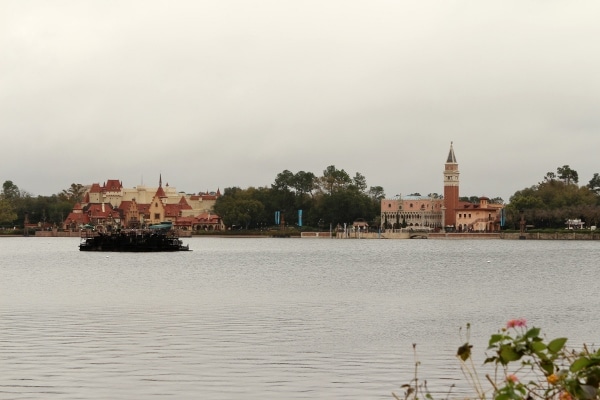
213, 166, 385, 230
0, 181, 85, 228
3, 164, 599, 232
504, 165, 600, 229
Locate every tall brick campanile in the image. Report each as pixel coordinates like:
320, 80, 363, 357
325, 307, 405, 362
443, 142, 459, 228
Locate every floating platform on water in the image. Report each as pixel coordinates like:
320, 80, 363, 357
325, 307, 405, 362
79, 225, 190, 252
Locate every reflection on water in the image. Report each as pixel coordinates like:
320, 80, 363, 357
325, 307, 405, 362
1, 237, 599, 399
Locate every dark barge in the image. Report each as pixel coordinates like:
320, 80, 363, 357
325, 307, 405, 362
79, 223, 190, 252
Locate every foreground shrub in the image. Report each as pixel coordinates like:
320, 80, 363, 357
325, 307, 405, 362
395, 320, 600, 400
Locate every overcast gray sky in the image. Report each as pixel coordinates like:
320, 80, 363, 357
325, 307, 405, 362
2, 1, 599, 201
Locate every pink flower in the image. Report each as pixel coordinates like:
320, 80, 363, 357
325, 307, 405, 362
506, 318, 527, 329
506, 374, 519, 383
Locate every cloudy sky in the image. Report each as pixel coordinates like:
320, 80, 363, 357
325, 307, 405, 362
2, 1, 599, 201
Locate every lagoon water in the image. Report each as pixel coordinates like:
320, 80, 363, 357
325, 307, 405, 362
1, 237, 599, 399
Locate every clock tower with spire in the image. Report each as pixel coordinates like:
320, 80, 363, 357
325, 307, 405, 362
443, 142, 459, 228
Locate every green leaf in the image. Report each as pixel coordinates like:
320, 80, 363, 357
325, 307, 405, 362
525, 327, 541, 339
530, 341, 547, 353
495, 393, 510, 400
499, 344, 522, 364
571, 357, 592, 372
489, 334, 505, 347
547, 338, 567, 354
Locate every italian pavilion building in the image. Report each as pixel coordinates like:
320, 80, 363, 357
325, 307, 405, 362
380, 143, 503, 232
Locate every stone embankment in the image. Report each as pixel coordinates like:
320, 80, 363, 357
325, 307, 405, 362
306, 231, 600, 240
500, 231, 600, 240
35, 230, 80, 237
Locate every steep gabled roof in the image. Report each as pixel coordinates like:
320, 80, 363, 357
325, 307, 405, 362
154, 175, 167, 198
118, 200, 138, 212
155, 186, 166, 198
89, 183, 102, 193
446, 142, 457, 163
178, 196, 192, 210
64, 211, 90, 225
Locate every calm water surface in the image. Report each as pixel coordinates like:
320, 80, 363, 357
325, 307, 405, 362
1, 237, 599, 399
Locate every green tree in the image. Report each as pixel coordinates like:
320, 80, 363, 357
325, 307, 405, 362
587, 173, 600, 194
272, 170, 295, 191
213, 187, 265, 229
291, 171, 316, 198
59, 183, 86, 203
351, 172, 367, 193
542, 171, 557, 183
0, 198, 17, 225
314, 186, 373, 226
368, 186, 385, 200
459, 196, 481, 203
2, 180, 21, 200
1, 180, 31, 227
507, 168, 598, 228
557, 165, 579, 185
318, 165, 351, 194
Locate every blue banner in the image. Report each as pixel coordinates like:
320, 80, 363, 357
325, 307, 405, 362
275, 211, 280, 225
298, 210, 302, 227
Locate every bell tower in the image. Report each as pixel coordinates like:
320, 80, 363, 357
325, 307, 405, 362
443, 142, 459, 228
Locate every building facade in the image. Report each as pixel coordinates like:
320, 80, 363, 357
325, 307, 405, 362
380, 196, 444, 230
63, 176, 224, 231
381, 143, 504, 232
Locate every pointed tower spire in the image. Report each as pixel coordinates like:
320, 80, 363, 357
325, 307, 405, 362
446, 141, 457, 163
155, 174, 167, 198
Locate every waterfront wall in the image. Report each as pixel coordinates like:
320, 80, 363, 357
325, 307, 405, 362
35, 230, 80, 237
333, 231, 600, 240
500, 232, 600, 240
301, 232, 333, 238
429, 233, 500, 239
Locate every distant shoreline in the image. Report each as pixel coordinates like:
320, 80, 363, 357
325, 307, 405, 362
2, 231, 599, 240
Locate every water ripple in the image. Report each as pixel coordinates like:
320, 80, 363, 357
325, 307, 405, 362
2, 238, 600, 399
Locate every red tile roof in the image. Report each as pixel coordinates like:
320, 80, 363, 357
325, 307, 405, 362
64, 212, 90, 225
104, 179, 123, 191
178, 196, 192, 210
164, 204, 181, 218
155, 186, 166, 198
